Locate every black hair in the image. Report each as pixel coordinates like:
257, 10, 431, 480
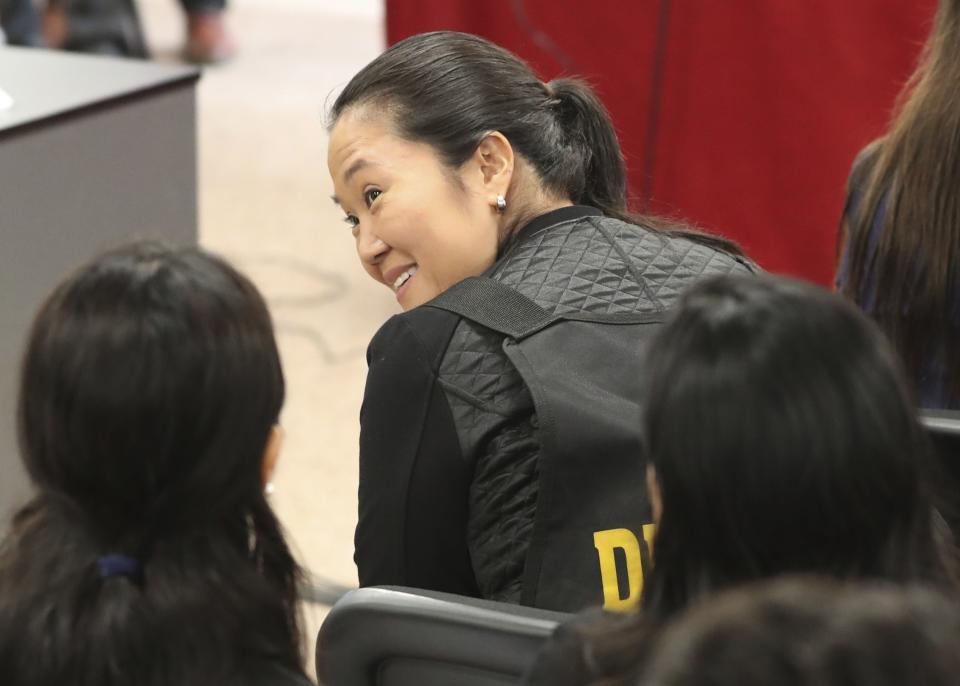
641, 274, 956, 622
0, 243, 306, 686
638, 578, 960, 686
330, 30, 743, 256
564, 275, 958, 686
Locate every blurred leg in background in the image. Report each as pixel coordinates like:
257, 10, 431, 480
0, 0, 42, 46
37, 0, 233, 62
42, 0, 148, 57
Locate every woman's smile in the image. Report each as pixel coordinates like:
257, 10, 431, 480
388, 264, 419, 302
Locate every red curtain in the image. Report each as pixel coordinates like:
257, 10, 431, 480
385, 1, 936, 285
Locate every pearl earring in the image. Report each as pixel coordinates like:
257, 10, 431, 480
496, 195, 507, 212
264, 482, 275, 496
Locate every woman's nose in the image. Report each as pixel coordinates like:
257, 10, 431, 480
357, 225, 388, 265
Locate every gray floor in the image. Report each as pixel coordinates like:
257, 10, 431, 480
138, 0, 393, 666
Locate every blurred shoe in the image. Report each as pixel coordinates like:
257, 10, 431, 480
184, 11, 235, 64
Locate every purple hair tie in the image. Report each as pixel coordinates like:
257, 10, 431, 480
97, 554, 140, 581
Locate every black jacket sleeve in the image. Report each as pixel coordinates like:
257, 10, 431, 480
354, 310, 480, 596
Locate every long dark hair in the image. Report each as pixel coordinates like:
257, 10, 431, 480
0, 243, 306, 686
841, 0, 960, 404
642, 274, 955, 620
329, 30, 743, 257
578, 274, 957, 686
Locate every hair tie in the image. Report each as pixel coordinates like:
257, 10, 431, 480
97, 554, 141, 581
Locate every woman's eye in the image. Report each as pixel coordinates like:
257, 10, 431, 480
343, 214, 359, 229
364, 189, 382, 207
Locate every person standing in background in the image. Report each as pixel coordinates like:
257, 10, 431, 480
38, 0, 233, 62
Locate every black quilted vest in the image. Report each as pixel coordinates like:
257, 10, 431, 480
428, 206, 754, 611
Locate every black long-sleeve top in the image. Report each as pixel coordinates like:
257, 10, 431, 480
354, 207, 605, 597
355, 304, 481, 595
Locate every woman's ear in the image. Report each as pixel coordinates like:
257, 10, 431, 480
261, 425, 283, 490
471, 131, 515, 204
646, 463, 663, 527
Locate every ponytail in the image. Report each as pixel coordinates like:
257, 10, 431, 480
546, 77, 628, 218
0, 493, 304, 686
546, 77, 747, 259
547, 78, 627, 217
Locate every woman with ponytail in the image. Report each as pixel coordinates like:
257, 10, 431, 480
0, 243, 311, 686
328, 31, 754, 605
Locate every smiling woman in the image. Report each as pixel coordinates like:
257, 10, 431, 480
327, 31, 753, 607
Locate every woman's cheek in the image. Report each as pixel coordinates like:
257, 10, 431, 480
362, 262, 382, 284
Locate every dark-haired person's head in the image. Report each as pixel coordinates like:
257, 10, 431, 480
0, 243, 306, 686
637, 578, 960, 686
641, 274, 956, 621
327, 30, 623, 310
327, 30, 738, 311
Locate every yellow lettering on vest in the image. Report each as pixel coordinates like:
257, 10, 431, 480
593, 524, 657, 612
594, 528, 643, 612
642, 523, 656, 558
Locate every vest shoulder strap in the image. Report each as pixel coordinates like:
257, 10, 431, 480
423, 276, 553, 339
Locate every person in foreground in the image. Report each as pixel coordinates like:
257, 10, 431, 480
328, 30, 753, 607
838, 0, 960, 408
525, 273, 958, 686
637, 578, 960, 686
0, 243, 312, 686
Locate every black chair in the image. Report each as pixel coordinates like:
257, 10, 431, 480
921, 410, 960, 535
921, 409, 960, 482
316, 586, 569, 686
922, 410, 960, 463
